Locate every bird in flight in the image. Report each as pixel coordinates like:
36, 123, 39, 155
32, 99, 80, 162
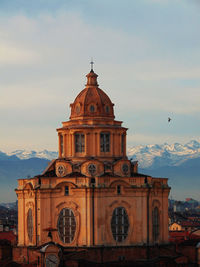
168, 117, 172, 123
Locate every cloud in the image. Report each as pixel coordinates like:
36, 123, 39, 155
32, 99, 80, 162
0, 43, 39, 64
0, 10, 200, 150
0, 12, 152, 65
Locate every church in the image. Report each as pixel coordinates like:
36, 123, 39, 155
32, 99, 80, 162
15, 66, 170, 266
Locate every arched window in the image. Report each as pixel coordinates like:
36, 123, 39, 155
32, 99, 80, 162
105, 105, 110, 113
27, 208, 33, 242
152, 207, 159, 242
111, 207, 129, 242
58, 208, 76, 243
117, 185, 121, 195
90, 105, 95, 113
65, 186, 69, 196
75, 133, 85, 152
100, 132, 110, 152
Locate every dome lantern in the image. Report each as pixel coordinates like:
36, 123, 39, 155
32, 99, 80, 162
70, 68, 115, 120
86, 70, 98, 86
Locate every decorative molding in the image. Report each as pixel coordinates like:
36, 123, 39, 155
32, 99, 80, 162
152, 199, 161, 208
23, 182, 33, 190
109, 200, 131, 209
56, 201, 79, 211
109, 179, 130, 188
26, 201, 34, 208
109, 200, 118, 208
121, 200, 131, 209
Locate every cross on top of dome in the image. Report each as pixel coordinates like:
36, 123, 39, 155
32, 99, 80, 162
86, 60, 98, 86
69, 64, 115, 120
90, 58, 94, 72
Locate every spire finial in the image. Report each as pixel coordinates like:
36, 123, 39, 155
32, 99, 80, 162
90, 58, 94, 71
86, 59, 98, 86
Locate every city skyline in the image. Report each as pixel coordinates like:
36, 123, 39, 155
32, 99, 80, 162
0, 0, 200, 152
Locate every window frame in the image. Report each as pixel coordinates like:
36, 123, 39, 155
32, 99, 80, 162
111, 206, 129, 243
152, 207, 159, 242
27, 208, 33, 242
105, 105, 110, 113
75, 133, 85, 153
65, 186, 69, 196
89, 104, 95, 113
100, 132, 110, 152
117, 185, 121, 195
57, 208, 76, 244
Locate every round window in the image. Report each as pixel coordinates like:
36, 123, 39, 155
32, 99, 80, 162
88, 163, 96, 176
111, 207, 129, 242
57, 208, 76, 243
122, 163, 129, 174
27, 208, 33, 242
56, 165, 66, 177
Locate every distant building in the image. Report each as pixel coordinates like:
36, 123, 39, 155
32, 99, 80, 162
0, 231, 17, 246
13, 68, 173, 266
181, 221, 200, 232
169, 220, 200, 233
169, 222, 182, 231
173, 201, 186, 212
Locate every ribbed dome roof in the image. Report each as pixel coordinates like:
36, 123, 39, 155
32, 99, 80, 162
70, 70, 114, 120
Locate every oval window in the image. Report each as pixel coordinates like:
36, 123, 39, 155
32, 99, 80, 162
111, 207, 129, 242
58, 208, 76, 243
90, 105, 95, 113
76, 105, 80, 114
27, 208, 33, 242
57, 165, 65, 176
105, 105, 110, 113
88, 163, 96, 176
122, 163, 129, 174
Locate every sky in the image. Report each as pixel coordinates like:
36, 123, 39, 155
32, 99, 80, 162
0, 0, 200, 152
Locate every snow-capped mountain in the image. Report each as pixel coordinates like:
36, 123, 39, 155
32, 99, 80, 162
1, 140, 200, 201
127, 139, 200, 168
6, 149, 58, 161
2, 139, 200, 169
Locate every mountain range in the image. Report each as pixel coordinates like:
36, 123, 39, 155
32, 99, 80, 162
0, 139, 199, 202
127, 139, 200, 168
3, 139, 200, 168
5, 149, 58, 161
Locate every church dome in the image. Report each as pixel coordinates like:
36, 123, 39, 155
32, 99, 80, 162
70, 70, 115, 120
